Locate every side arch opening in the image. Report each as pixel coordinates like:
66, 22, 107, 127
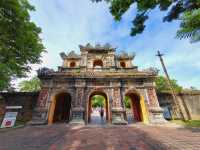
124, 91, 149, 124
125, 93, 142, 123
48, 92, 72, 124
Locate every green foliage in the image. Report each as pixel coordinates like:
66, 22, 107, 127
19, 77, 41, 92
0, 0, 45, 91
124, 96, 131, 108
177, 8, 200, 42
91, 95, 105, 107
155, 76, 182, 93
92, 0, 200, 42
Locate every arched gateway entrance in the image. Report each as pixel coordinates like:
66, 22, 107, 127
87, 91, 110, 124
48, 93, 71, 124
125, 91, 149, 123
32, 44, 165, 125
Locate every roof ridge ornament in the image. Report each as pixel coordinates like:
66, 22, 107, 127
117, 51, 135, 59
67, 50, 80, 58
60, 52, 66, 60
79, 43, 115, 51
143, 67, 159, 75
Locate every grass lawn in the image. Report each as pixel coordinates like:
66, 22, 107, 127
171, 120, 200, 128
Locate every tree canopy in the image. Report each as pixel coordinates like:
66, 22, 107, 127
155, 75, 183, 93
91, 95, 105, 107
19, 76, 41, 92
0, 0, 44, 91
92, 0, 200, 42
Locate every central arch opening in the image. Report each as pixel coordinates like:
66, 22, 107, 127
53, 93, 71, 123
88, 91, 109, 125
124, 93, 142, 124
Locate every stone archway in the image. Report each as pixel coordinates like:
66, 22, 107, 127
125, 91, 149, 123
48, 92, 72, 124
87, 91, 110, 124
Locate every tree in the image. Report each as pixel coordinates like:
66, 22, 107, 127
124, 96, 131, 108
0, 0, 45, 91
177, 8, 200, 42
92, 0, 200, 42
91, 95, 105, 107
155, 76, 182, 93
19, 77, 41, 92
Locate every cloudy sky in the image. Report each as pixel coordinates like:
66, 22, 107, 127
22, 0, 200, 88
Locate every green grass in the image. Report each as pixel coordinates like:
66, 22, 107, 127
171, 120, 200, 128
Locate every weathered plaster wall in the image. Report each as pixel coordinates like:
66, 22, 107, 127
157, 91, 200, 120
0, 92, 39, 122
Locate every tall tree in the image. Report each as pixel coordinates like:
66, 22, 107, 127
92, 0, 200, 42
155, 76, 183, 93
19, 77, 41, 92
0, 0, 44, 91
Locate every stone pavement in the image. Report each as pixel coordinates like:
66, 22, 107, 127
90, 109, 106, 125
0, 123, 199, 150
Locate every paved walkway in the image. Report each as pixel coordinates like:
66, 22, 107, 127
90, 109, 106, 125
0, 124, 199, 150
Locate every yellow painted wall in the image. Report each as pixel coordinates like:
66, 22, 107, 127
140, 96, 149, 124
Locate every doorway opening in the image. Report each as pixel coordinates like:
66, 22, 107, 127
88, 91, 109, 125
124, 93, 142, 124
50, 93, 71, 123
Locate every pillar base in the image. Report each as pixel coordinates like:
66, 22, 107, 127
149, 107, 167, 124
29, 107, 48, 125
111, 108, 128, 125
70, 107, 85, 125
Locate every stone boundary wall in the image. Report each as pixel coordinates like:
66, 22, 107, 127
0, 91, 199, 122
157, 91, 200, 120
0, 92, 39, 122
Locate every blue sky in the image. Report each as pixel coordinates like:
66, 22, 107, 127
21, 0, 200, 89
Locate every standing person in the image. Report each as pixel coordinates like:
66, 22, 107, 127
100, 106, 104, 118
